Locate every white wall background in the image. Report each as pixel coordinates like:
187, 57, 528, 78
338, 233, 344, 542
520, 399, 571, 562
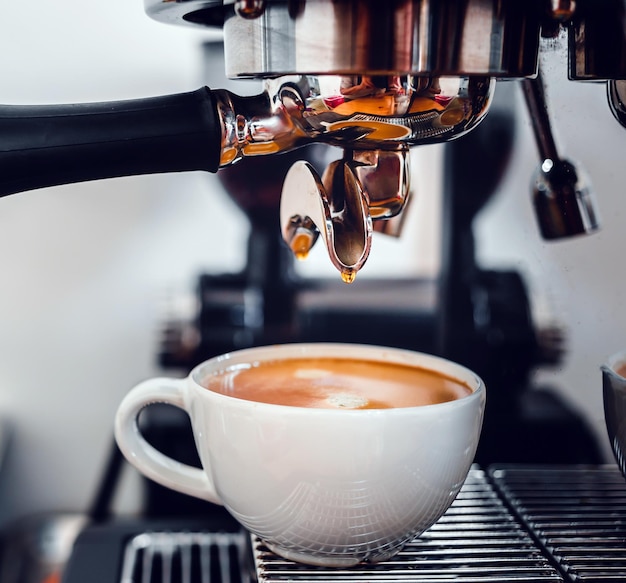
0, 3, 620, 526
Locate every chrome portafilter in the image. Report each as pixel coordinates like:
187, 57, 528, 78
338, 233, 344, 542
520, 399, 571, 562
0, 70, 493, 282
0, 0, 551, 281
1, 0, 622, 281
145, 0, 541, 281
273, 75, 494, 282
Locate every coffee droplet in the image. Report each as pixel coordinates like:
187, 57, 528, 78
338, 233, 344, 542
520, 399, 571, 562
290, 231, 314, 261
341, 269, 356, 284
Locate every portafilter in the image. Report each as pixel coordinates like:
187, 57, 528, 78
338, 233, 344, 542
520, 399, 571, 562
0, 1, 618, 279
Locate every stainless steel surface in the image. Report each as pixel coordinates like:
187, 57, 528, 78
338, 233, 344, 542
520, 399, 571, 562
216, 72, 492, 278
113, 467, 626, 583
490, 465, 626, 583
233, 0, 266, 20
280, 160, 371, 282
530, 158, 599, 240
330, 150, 411, 221
252, 468, 564, 582
145, 0, 543, 79
521, 69, 600, 240
279, 149, 411, 281
214, 75, 494, 166
119, 531, 252, 583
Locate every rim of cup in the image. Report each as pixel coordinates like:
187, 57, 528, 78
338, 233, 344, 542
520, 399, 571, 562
603, 349, 626, 379
187, 342, 485, 415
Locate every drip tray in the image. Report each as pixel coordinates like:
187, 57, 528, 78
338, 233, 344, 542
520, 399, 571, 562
117, 469, 563, 583
112, 466, 626, 583
490, 465, 626, 583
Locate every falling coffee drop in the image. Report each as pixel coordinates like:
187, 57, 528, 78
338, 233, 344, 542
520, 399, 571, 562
289, 231, 315, 261
341, 268, 356, 284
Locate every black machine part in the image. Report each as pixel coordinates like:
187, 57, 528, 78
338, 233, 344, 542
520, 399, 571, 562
0, 89, 222, 197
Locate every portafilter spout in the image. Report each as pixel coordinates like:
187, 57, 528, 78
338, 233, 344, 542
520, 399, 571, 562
279, 147, 412, 284
280, 159, 371, 285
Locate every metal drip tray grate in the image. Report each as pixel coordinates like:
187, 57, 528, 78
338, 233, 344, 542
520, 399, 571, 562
252, 468, 564, 582
119, 531, 253, 583
490, 465, 626, 583
119, 467, 626, 582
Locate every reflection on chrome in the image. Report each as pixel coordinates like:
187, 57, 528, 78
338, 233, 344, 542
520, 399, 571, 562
216, 75, 494, 166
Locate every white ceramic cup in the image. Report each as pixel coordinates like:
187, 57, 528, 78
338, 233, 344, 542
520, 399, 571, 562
114, 343, 485, 567
602, 350, 626, 478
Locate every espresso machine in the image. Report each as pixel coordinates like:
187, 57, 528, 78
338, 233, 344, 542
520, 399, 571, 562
1, 1, 626, 581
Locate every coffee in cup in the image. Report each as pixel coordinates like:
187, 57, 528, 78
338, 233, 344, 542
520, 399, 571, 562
203, 355, 472, 409
115, 343, 485, 567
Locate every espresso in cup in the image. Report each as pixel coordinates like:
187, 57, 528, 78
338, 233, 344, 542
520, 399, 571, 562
203, 357, 472, 409
115, 343, 485, 567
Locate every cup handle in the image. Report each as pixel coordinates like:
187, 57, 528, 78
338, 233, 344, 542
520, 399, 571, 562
114, 378, 222, 505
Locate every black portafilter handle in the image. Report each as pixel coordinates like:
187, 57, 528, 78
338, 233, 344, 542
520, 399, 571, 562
0, 87, 222, 197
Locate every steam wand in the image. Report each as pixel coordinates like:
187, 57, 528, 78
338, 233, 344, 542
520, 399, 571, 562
521, 68, 600, 239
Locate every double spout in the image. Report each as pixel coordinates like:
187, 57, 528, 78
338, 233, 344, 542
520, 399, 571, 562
280, 148, 411, 284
